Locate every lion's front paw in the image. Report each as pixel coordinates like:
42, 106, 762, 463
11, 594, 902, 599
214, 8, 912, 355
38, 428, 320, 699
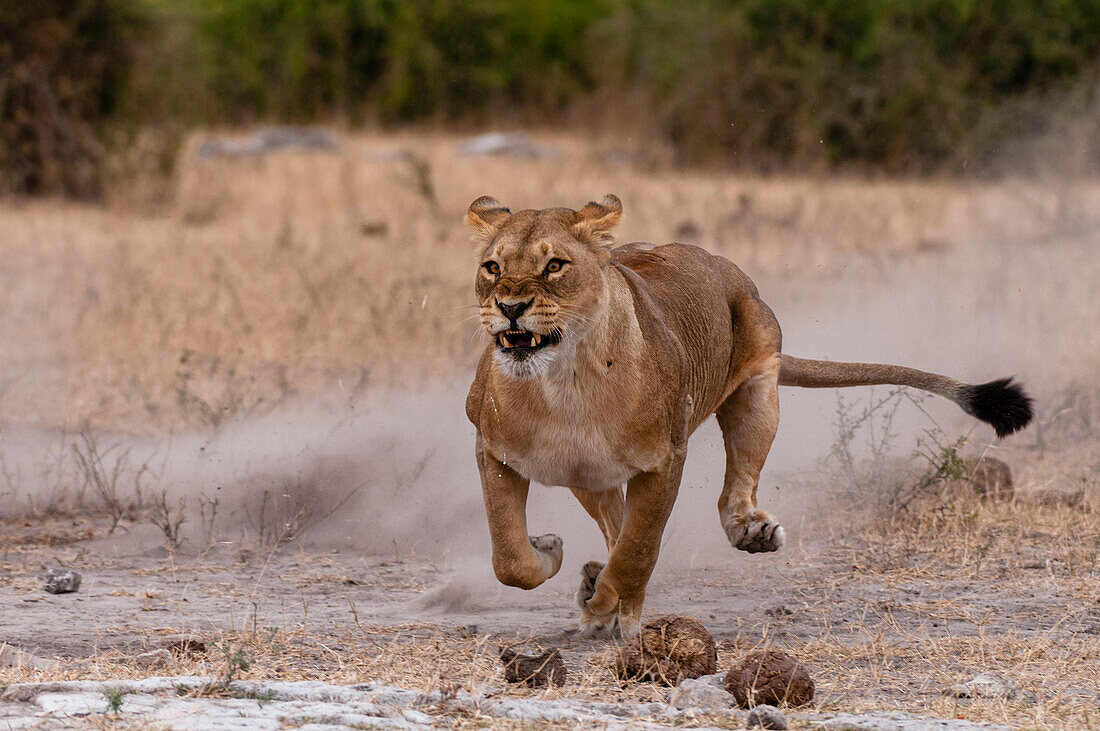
726, 512, 786, 553
575, 560, 604, 610
529, 534, 564, 576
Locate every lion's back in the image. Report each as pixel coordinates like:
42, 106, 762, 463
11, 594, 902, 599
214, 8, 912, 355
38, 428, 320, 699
611, 242, 777, 414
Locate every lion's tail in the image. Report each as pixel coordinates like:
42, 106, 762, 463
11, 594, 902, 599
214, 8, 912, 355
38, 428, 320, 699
777, 354, 1033, 438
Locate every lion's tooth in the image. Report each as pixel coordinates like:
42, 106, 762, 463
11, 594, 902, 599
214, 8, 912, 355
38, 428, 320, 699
532, 333, 541, 346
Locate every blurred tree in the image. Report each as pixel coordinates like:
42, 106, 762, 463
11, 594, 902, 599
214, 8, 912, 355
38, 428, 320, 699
3, 0, 1099, 196
0, 0, 148, 198
594, 0, 1100, 171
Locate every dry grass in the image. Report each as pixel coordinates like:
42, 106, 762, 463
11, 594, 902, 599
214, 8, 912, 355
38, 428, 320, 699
3, 130, 1100, 431
1, 489, 1096, 728
1, 130, 1099, 728
806, 496, 1100, 725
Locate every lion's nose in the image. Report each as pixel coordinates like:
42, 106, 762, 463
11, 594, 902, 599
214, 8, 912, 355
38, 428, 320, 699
497, 298, 533, 323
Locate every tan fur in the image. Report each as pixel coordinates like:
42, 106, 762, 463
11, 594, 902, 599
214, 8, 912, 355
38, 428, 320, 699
463, 194, 1028, 638
465, 195, 784, 638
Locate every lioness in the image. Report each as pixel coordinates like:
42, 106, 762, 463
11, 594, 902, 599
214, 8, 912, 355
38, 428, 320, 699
464, 194, 1032, 638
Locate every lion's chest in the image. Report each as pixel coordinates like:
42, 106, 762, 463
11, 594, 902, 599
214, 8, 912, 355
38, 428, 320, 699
504, 423, 633, 490
487, 391, 667, 491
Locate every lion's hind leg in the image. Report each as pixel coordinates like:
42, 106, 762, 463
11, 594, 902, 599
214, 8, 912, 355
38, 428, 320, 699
569, 487, 625, 629
570, 486, 625, 554
716, 356, 785, 553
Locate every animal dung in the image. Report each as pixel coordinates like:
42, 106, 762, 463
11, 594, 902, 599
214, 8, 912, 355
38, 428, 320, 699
725, 650, 814, 708
966, 456, 1014, 501
500, 647, 567, 688
614, 615, 717, 685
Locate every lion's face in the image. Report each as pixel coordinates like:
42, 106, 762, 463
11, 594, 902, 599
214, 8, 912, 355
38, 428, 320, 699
466, 196, 622, 379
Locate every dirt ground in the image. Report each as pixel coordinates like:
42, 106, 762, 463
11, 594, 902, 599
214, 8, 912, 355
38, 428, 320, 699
2, 478, 1097, 729
2, 130, 1099, 728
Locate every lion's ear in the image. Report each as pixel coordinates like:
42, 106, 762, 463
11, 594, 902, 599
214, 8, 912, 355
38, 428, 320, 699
572, 194, 622, 249
464, 196, 512, 244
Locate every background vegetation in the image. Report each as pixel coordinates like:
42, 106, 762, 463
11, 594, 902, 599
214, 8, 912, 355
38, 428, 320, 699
4, 0, 1100, 197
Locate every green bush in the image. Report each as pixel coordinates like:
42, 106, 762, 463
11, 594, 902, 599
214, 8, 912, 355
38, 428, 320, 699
599, 0, 1100, 171
179, 0, 611, 123
0, 0, 149, 198
3, 0, 1099, 195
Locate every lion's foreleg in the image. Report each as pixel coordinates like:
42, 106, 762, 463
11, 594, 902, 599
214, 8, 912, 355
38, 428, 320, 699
476, 437, 563, 590
579, 456, 683, 639
715, 365, 785, 553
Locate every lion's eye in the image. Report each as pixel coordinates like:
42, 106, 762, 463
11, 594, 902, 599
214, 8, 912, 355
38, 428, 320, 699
544, 258, 567, 275
483, 261, 500, 276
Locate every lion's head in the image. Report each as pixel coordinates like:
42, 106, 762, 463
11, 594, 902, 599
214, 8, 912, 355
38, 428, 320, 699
465, 194, 623, 379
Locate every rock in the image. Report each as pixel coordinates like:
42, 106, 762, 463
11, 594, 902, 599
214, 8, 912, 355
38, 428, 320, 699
0, 643, 58, 671
0, 677, 711, 727
818, 710, 1011, 730
667, 677, 735, 712
948, 671, 1017, 699
454, 132, 559, 159
500, 647, 566, 688
133, 649, 172, 669
43, 568, 81, 594
747, 703, 788, 729
614, 615, 717, 685
403, 708, 433, 724
196, 126, 339, 159
694, 672, 727, 689
725, 650, 814, 708
765, 605, 794, 617
965, 457, 1013, 501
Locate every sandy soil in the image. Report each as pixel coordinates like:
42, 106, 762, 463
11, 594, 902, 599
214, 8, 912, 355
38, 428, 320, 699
2, 132, 1099, 728
2, 490, 1097, 729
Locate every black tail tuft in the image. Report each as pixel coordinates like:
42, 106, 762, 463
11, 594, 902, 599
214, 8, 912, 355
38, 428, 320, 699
960, 378, 1034, 438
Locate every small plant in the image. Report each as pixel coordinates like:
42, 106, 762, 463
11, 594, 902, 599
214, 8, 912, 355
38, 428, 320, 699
827, 387, 908, 515
198, 490, 221, 549
149, 490, 187, 549
913, 432, 969, 487
262, 626, 285, 654
243, 468, 360, 548
103, 687, 124, 714
254, 688, 277, 708
218, 643, 251, 686
174, 350, 262, 429
72, 431, 149, 532
826, 387, 971, 521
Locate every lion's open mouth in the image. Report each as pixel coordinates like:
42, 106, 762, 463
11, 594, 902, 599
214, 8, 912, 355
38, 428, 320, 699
498, 328, 561, 352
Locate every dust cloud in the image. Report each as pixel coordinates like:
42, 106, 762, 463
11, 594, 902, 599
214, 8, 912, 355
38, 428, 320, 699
2, 213, 1096, 603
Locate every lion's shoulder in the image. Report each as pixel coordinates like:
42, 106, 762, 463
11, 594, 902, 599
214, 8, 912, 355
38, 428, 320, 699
612, 242, 759, 302
611, 242, 715, 270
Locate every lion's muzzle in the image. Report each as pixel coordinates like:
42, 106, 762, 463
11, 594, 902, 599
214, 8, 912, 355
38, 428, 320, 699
498, 328, 562, 358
